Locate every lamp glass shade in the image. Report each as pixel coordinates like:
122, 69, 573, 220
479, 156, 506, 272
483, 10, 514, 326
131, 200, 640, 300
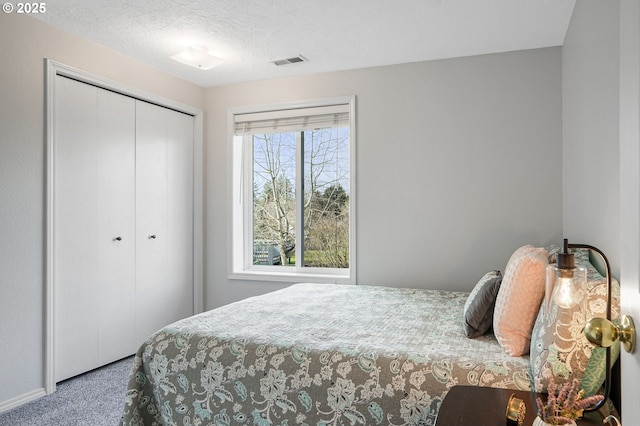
545, 263, 587, 310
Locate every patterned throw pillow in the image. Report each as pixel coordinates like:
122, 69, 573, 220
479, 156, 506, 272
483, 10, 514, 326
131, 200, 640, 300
530, 262, 621, 396
493, 245, 548, 356
463, 270, 502, 338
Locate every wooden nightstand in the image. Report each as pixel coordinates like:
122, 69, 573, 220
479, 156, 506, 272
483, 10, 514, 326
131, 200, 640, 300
435, 386, 606, 426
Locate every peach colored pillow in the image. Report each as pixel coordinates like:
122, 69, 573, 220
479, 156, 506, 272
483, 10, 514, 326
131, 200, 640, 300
505, 244, 538, 266
493, 245, 548, 356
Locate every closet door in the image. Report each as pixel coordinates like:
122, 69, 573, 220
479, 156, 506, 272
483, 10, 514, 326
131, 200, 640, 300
54, 76, 136, 382
95, 89, 137, 365
135, 101, 194, 342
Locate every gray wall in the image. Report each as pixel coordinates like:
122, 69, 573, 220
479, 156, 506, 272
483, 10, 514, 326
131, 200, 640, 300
562, 0, 621, 277
204, 48, 564, 309
0, 14, 203, 407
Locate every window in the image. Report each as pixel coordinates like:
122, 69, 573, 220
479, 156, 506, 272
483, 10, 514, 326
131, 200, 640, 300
230, 96, 356, 283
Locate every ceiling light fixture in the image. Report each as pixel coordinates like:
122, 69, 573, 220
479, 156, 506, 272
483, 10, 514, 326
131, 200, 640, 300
170, 46, 223, 70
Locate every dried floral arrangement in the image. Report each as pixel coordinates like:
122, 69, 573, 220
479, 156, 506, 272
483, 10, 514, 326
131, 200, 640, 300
536, 376, 605, 425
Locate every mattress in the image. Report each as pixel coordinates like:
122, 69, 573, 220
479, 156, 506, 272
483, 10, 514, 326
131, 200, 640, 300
120, 283, 531, 425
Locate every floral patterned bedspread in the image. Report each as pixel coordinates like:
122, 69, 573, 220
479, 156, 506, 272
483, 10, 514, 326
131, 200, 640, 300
120, 283, 532, 426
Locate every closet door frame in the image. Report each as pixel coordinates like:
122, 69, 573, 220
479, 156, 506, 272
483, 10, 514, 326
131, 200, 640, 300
44, 59, 204, 395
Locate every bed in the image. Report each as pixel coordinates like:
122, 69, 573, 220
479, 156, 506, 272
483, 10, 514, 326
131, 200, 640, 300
120, 245, 618, 426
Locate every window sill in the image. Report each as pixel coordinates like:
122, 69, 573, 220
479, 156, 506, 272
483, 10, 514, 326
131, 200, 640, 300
228, 270, 353, 285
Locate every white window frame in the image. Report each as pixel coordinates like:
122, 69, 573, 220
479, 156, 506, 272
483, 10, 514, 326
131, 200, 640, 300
228, 96, 356, 284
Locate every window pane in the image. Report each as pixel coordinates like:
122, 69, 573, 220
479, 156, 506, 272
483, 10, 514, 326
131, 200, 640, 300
252, 133, 296, 266
232, 97, 355, 282
303, 127, 350, 268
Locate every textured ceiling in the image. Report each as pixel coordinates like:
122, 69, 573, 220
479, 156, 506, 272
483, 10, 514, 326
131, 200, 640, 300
33, 0, 576, 88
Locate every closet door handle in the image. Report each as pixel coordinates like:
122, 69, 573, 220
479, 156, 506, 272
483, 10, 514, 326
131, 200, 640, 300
149, 234, 157, 239
113, 236, 122, 242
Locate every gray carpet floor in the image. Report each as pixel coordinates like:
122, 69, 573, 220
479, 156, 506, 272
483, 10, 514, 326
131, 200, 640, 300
0, 356, 133, 426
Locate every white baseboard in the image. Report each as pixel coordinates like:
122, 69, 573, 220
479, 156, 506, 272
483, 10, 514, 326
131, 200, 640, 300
0, 388, 47, 414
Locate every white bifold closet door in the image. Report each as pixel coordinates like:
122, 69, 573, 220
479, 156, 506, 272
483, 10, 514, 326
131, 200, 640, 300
134, 101, 194, 343
53, 75, 194, 382
54, 76, 137, 381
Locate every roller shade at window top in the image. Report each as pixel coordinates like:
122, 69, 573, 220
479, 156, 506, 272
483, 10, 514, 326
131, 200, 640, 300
234, 104, 350, 135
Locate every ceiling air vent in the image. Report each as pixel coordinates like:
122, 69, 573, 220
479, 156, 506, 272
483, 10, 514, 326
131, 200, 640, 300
271, 55, 308, 66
